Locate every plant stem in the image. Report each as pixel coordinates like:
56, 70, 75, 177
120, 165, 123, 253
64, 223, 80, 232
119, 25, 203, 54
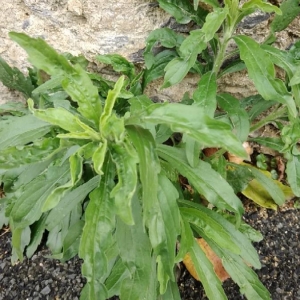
212, 26, 235, 74
250, 105, 288, 133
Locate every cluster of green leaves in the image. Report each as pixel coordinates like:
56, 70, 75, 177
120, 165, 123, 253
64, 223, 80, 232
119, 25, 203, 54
0, 0, 299, 299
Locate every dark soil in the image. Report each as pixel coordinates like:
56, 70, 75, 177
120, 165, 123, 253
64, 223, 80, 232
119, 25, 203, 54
0, 205, 299, 300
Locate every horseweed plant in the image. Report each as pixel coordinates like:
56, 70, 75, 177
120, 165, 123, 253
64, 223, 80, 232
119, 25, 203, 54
0, 0, 299, 299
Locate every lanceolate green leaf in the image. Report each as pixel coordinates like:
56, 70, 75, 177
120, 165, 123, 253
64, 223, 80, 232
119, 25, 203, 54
201, 7, 229, 42
144, 28, 181, 69
261, 45, 300, 106
247, 164, 285, 205
9, 32, 102, 126
217, 93, 250, 141
96, 54, 135, 80
100, 76, 124, 131
0, 114, 51, 151
156, 174, 181, 293
241, 0, 281, 15
0, 56, 34, 99
141, 103, 247, 158
201, 233, 270, 300
116, 196, 157, 300
193, 71, 217, 117
126, 126, 160, 228
127, 126, 176, 293
179, 200, 261, 268
110, 141, 139, 225
143, 50, 177, 89
270, 0, 300, 33
11, 226, 31, 262
234, 35, 297, 117
188, 238, 227, 300
286, 155, 300, 197
79, 157, 116, 300
157, 145, 244, 216
163, 30, 207, 88
181, 207, 240, 254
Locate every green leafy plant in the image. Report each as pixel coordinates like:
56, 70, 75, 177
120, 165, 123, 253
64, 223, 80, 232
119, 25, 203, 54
0, 0, 299, 299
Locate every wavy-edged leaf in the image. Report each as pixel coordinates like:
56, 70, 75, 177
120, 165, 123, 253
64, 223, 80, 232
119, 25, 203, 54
0, 56, 34, 98
234, 35, 297, 117
116, 195, 157, 300
79, 157, 116, 300
110, 141, 139, 225
157, 145, 244, 216
92, 140, 108, 175
180, 200, 261, 269
0, 137, 60, 169
9, 32, 101, 126
100, 76, 124, 131
0, 114, 51, 151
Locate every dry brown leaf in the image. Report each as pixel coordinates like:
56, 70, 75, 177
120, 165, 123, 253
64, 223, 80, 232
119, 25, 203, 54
183, 238, 230, 282
227, 142, 253, 164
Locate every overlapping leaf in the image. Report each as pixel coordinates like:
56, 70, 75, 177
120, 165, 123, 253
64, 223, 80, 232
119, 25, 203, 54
157, 145, 244, 216
234, 35, 297, 118
9, 32, 102, 126
79, 158, 116, 300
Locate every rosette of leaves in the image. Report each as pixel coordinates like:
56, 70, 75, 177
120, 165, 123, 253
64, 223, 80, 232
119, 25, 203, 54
0, 32, 271, 300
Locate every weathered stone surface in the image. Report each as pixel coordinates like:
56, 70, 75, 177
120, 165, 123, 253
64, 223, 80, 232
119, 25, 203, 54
0, 0, 169, 102
1, 1, 300, 104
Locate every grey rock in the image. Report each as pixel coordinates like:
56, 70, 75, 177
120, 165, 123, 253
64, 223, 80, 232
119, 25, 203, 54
40, 285, 51, 295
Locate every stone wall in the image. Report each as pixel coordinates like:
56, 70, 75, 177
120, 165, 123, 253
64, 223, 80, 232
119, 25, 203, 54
1, 1, 300, 104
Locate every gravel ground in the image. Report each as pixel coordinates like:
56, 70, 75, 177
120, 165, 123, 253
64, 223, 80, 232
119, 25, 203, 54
0, 205, 299, 300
